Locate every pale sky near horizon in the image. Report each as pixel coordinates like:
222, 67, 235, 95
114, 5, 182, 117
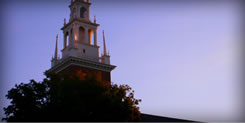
0, 0, 243, 122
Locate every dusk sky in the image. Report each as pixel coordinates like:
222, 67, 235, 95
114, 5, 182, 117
0, 0, 243, 122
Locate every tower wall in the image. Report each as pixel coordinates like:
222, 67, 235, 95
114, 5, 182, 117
58, 65, 111, 83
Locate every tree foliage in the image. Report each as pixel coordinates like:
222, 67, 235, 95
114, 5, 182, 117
2, 73, 142, 122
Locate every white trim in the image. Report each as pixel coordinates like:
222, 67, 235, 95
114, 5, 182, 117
48, 56, 116, 73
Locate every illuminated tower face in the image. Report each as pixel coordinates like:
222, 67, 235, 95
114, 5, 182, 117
49, 0, 115, 83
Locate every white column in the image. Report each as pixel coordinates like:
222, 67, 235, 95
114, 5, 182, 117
88, 6, 90, 20
94, 29, 97, 46
64, 32, 67, 49
69, 31, 72, 47
70, 29, 74, 48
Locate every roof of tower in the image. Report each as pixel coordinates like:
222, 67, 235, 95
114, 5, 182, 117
70, 0, 91, 7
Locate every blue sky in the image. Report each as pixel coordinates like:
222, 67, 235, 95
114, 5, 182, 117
0, 0, 242, 122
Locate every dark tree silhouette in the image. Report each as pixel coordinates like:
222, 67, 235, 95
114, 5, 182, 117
2, 72, 142, 122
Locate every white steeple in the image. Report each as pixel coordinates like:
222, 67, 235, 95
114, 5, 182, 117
49, 0, 115, 78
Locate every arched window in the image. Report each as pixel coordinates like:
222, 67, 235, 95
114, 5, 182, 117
88, 29, 94, 45
80, 7, 87, 18
79, 27, 85, 43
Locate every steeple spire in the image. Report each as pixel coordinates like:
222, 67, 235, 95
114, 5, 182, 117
94, 15, 97, 24
54, 34, 59, 60
103, 30, 107, 56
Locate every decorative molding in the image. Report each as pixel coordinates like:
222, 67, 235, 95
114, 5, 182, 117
48, 56, 116, 73
61, 18, 99, 30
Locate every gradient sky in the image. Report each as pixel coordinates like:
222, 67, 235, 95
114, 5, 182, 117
0, 0, 243, 122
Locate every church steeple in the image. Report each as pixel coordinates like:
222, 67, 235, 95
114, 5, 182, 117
49, 0, 115, 82
61, 0, 100, 62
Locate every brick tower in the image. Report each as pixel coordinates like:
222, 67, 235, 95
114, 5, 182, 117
48, 0, 116, 83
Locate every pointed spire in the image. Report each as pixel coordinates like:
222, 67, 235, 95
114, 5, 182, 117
64, 18, 66, 25
54, 34, 59, 60
94, 15, 97, 24
103, 30, 107, 56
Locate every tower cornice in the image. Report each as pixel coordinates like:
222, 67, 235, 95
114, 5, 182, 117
48, 56, 116, 73
61, 18, 99, 30
61, 43, 100, 53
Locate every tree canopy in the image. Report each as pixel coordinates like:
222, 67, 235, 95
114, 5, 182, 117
2, 72, 142, 122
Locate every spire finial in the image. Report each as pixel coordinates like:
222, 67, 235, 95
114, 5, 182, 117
64, 18, 66, 25
103, 30, 107, 56
54, 34, 59, 60
94, 15, 97, 24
